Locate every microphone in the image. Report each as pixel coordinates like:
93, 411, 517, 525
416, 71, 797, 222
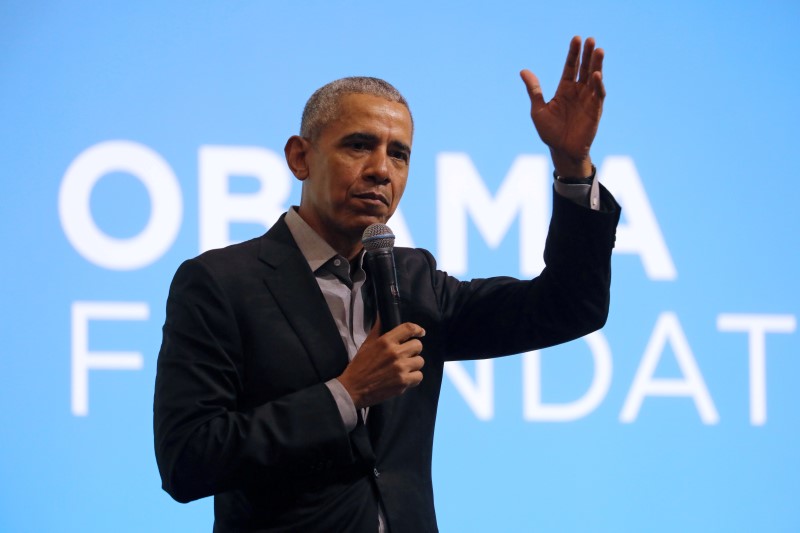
362, 223, 402, 333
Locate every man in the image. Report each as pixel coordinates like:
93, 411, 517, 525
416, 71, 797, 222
154, 36, 620, 532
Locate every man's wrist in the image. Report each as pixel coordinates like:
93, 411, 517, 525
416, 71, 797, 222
550, 150, 593, 178
553, 164, 596, 185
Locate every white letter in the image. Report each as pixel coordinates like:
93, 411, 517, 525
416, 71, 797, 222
71, 301, 148, 416
59, 141, 182, 270
621, 312, 718, 424
199, 146, 291, 252
437, 153, 550, 276
444, 360, 494, 420
598, 157, 677, 281
523, 331, 613, 421
717, 313, 796, 425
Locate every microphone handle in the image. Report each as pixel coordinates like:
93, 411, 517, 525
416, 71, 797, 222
365, 249, 402, 333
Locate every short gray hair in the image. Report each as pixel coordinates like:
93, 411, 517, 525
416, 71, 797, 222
300, 76, 413, 139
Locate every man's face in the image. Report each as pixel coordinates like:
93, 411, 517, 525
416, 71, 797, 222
295, 93, 413, 252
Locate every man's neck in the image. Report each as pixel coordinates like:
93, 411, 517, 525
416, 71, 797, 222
322, 234, 362, 261
289, 206, 364, 261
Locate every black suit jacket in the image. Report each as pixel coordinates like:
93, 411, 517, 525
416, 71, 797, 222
154, 187, 620, 532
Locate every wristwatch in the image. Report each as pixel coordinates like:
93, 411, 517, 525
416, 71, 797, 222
553, 164, 596, 185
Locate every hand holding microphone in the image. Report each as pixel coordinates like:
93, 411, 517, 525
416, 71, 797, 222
337, 224, 426, 409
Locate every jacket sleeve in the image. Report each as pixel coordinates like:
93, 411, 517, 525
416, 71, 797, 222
153, 257, 356, 504
433, 184, 621, 360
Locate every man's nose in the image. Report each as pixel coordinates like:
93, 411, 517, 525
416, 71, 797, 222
364, 150, 391, 184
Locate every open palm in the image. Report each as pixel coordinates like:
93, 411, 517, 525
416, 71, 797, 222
521, 36, 605, 177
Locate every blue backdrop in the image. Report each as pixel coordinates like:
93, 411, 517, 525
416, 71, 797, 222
2, 1, 799, 531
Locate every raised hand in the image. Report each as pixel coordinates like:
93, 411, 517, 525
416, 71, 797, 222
520, 36, 606, 177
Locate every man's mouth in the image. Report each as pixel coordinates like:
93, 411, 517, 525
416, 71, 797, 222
354, 191, 389, 207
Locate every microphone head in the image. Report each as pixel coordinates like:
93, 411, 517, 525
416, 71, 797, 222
362, 223, 395, 252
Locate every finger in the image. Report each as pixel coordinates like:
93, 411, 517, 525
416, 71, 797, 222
366, 317, 382, 341
406, 356, 425, 379
520, 69, 546, 113
399, 338, 424, 358
387, 322, 426, 343
406, 369, 424, 388
588, 46, 604, 78
591, 70, 606, 100
560, 35, 582, 82
578, 37, 596, 84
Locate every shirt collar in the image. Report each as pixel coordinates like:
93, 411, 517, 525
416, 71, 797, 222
285, 207, 366, 273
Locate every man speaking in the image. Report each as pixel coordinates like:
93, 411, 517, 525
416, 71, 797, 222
154, 36, 620, 532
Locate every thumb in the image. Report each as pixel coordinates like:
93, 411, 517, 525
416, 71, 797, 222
365, 317, 382, 341
520, 69, 546, 113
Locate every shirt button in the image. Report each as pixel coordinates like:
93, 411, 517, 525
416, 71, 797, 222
334, 259, 342, 266
373, 467, 380, 478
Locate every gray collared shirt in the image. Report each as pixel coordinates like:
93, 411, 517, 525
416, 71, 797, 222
284, 207, 367, 431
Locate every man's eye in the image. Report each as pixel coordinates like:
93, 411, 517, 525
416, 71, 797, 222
349, 142, 367, 151
392, 151, 409, 162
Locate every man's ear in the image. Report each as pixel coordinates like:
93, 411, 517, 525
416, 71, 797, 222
284, 135, 311, 180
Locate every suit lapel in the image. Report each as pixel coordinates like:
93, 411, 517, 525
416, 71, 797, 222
257, 218, 350, 382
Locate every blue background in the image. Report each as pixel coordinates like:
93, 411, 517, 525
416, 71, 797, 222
1, 1, 798, 531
